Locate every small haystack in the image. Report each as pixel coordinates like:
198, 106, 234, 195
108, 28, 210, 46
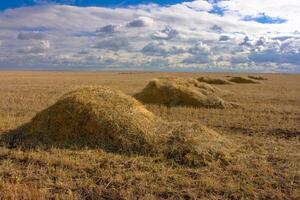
160, 122, 234, 167
134, 77, 228, 108
248, 75, 268, 80
23, 86, 160, 154
198, 76, 231, 85
228, 76, 260, 84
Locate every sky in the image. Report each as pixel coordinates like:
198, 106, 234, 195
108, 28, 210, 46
0, 0, 299, 72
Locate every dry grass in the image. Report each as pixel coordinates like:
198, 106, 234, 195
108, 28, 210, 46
0, 71, 299, 199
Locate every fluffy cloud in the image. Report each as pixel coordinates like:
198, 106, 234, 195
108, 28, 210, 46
126, 16, 154, 28
152, 26, 179, 40
17, 40, 50, 54
0, 1, 299, 72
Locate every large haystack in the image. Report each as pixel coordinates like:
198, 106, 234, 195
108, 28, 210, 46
134, 77, 227, 108
228, 76, 260, 84
197, 76, 231, 85
23, 86, 160, 154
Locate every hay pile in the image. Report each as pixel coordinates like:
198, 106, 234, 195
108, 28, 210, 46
5, 85, 235, 167
197, 76, 231, 85
23, 86, 160, 154
248, 75, 268, 80
228, 76, 260, 84
134, 77, 231, 108
160, 122, 234, 167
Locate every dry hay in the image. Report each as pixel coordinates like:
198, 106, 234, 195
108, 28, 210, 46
3, 85, 235, 167
197, 76, 231, 85
228, 76, 260, 84
19, 86, 161, 154
248, 75, 268, 80
159, 122, 235, 167
134, 77, 236, 109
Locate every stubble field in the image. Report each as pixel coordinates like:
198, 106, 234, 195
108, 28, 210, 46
0, 71, 299, 199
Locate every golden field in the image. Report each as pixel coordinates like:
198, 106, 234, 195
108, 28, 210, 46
0, 71, 299, 200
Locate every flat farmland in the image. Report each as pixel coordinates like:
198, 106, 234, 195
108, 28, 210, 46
0, 71, 299, 199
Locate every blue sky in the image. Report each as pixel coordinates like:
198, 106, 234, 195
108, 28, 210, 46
0, 0, 194, 10
0, 0, 299, 72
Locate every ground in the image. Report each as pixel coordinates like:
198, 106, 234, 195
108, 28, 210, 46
0, 71, 299, 200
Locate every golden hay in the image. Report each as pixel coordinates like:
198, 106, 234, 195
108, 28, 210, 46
23, 86, 161, 154
228, 76, 260, 84
248, 75, 268, 80
197, 76, 231, 85
134, 77, 231, 109
3, 85, 235, 167
159, 122, 234, 167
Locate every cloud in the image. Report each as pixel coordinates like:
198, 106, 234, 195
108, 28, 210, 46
93, 38, 129, 51
96, 24, 120, 34
188, 42, 211, 55
0, 2, 299, 72
152, 26, 179, 40
219, 35, 231, 42
17, 32, 46, 40
142, 41, 185, 56
183, 54, 210, 64
126, 16, 154, 28
17, 40, 50, 54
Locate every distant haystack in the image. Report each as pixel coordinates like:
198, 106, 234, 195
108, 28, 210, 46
248, 75, 268, 80
197, 76, 231, 85
135, 77, 228, 108
24, 86, 160, 154
228, 76, 260, 84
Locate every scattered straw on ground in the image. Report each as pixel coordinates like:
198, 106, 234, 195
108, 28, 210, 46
228, 76, 260, 84
134, 77, 238, 109
2, 85, 235, 167
197, 76, 231, 85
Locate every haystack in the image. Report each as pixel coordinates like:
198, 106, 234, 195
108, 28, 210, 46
134, 77, 227, 108
3, 85, 235, 167
23, 86, 160, 154
197, 76, 231, 85
160, 122, 234, 167
228, 76, 260, 84
248, 75, 268, 80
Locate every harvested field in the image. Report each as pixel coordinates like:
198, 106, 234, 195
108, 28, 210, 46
0, 71, 299, 200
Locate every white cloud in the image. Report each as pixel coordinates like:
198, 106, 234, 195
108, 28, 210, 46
0, 1, 299, 72
17, 40, 50, 54
126, 16, 154, 28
